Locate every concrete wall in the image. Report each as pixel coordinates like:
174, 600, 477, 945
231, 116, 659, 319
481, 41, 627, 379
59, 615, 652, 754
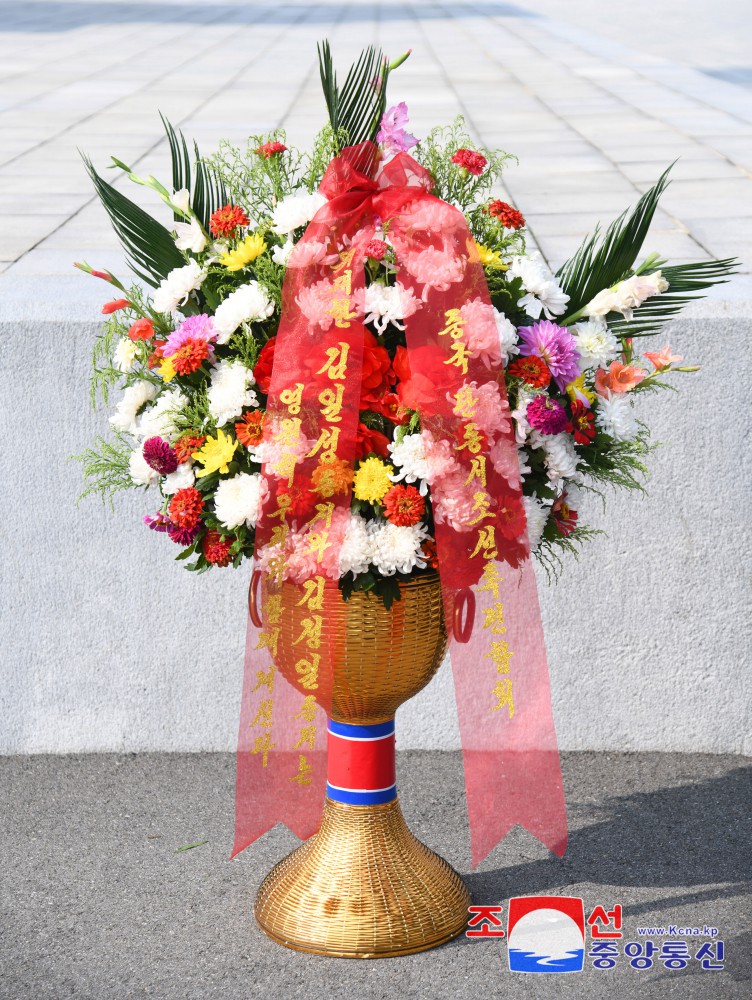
2, 305, 750, 755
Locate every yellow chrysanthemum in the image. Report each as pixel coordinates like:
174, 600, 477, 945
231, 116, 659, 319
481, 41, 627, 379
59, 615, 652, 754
157, 357, 177, 382
565, 374, 596, 406
352, 456, 394, 504
219, 233, 267, 271
474, 241, 508, 270
193, 428, 237, 478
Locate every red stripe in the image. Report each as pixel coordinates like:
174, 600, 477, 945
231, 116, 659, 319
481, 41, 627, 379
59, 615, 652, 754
327, 730, 396, 791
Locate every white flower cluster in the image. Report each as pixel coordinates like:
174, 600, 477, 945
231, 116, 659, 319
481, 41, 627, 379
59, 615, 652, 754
573, 319, 620, 369
595, 393, 639, 442
152, 260, 206, 314
363, 282, 420, 334
585, 271, 669, 322
138, 387, 187, 441
214, 472, 267, 529
213, 281, 275, 344
110, 381, 157, 435
207, 360, 258, 426
337, 514, 429, 577
508, 252, 569, 320
529, 430, 580, 485
523, 494, 549, 551
270, 190, 327, 236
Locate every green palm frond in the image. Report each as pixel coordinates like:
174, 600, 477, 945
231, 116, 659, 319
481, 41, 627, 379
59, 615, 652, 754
557, 166, 673, 319
160, 114, 228, 228
609, 258, 739, 338
82, 154, 184, 287
318, 41, 389, 159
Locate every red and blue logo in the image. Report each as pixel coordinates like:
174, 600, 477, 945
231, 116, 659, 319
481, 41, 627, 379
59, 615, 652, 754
507, 896, 585, 973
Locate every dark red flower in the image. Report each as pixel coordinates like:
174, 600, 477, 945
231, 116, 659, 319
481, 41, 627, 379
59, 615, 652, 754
142, 436, 178, 475
566, 401, 596, 445
360, 330, 394, 405
552, 491, 578, 536
450, 148, 487, 175
369, 391, 410, 424
364, 238, 389, 260
486, 199, 525, 230
253, 337, 276, 393
209, 203, 250, 238
393, 344, 457, 412
202, 530, 234, 567
355, 422, 390, 460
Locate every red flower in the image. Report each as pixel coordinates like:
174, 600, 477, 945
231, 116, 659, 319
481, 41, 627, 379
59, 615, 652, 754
255, 141, 287, 158
202, 530, 234, 567
128, 318, 154, 342
450, 148, 487, 175
235, 410, 265, 449
369, 391, 410, 425
209, 203, 250, 238
253, 337, 276, 393
486, 200, 525, 230
102, 298, 130, 314
552, 491, 578, 537
147, 340, 166, 369
275, 478, 318, 523
394, 344, 460, 411
360, 330, 394, 406
422, 539, 439, 570
495, 491, 527, 541
507, 355, 551, 389
170, 338, 212, 376
566, 401, 596, 445
383, 484, 425, 526
174, 433, 205, 464
355, 422, 390, 460
168, 487, 204, 529
365, 238, 389, 260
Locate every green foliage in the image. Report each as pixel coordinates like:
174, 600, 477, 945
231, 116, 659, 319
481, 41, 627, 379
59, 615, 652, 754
82, 155, 185, 287
227, 326, 262, 370
340, 569, 404, 610
317, 42, 389, 159
161, 114, 228, 228
414, 117, 516, 209
557, 166, 673, 318
536, 525, 605, 582
73, 433, 135, 505
576, 426, 657, 493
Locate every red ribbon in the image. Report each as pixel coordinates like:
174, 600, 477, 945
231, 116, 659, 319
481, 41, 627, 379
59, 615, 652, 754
232, 144, 567, 866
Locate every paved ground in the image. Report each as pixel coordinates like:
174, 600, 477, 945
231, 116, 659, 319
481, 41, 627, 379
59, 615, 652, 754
1, 752, 750, 999
0, 0, 750, 311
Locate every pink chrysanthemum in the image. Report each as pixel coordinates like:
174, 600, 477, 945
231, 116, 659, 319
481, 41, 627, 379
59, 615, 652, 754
142, 437, 179, 475
517, 320, 580, 391
167, 522, 201, 546
527, 394, 568, 435
162, 315, 217, 375
144, 511, 170, 532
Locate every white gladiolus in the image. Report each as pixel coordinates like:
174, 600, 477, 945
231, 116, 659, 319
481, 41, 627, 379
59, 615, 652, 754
508, 252, 569, 319
171, 188, 191, 214
173, 217, 207, 253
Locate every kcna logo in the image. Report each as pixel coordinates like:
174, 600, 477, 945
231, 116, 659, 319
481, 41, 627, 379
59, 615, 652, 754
507, 896, 585, 973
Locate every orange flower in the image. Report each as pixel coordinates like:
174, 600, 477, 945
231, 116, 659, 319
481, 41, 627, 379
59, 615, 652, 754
383, 484, 425, 526
644, 344, 683, 371
595, 360, 646, 396
102, 298, 129, 314
128, 318, 154, 341
169, 339, 212, 375
174, 433, 206, 464
312, 457, 354, 498
235, 410, 265, 449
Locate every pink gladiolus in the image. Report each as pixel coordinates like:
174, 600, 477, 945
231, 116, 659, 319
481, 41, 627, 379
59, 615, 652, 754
595, 361, 646, 396
644, 344, 683, 371
376, 102, 418, 156
102, 298, 130, 314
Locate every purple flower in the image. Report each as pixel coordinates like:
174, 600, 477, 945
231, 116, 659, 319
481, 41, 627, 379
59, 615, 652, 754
517, 320, 580, 391
144, 511, 170, 532
142, 436, 178, 475
376, 102, 418, 157
167, 522, 201, 546
527, 394, 568, 435
163, 314, 217, 361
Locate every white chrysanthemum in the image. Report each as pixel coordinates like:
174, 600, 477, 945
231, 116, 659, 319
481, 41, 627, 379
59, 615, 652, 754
207, 360, 258, 426
523, 494, 549, 551
137, 387, 187, 441
173, 217, 207, 253
388, 433, 430, 493
152, 260, 206, 314
272, 240, 294, 266
128, 445, 158, 486
338, 514, 373, 577
368, 521, 429, 576
162, 462, 195, 495
574, 319, 620, 370
214, 472, 266, 529
363, 282, 419, 334
113, 337, 138, 373
213, 281, 275, 344
531, 430, 580, 484
517, 447, 532, 482
510, 385, 536, 446
508, 252, 569, 319
495, 309, 519, 364
595, 392, 639, 442
109, 381, 157, 435
270, 190, 327, 235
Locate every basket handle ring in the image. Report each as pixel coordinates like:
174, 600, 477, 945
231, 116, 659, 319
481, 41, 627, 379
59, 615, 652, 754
248, 569, 263, 628
453, 587, 475, 644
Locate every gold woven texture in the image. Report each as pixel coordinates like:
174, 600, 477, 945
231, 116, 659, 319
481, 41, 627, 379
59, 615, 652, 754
254, 573, 471, 957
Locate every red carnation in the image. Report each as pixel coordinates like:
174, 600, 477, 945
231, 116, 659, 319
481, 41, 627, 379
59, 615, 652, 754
365, 238, 389, 260
168, 487, 204, 529
507, 355, 551, 389
209, 203, 250, 238
253, 337, 276, 393
202, 530, 234, 567
255, 141, 287, 159
102, 298, 130, 314
128, 318, 154, 342
487, 199, 525, 230
566, 401, 596, 445
450, 148, 487, 176
383, 484, 425, 526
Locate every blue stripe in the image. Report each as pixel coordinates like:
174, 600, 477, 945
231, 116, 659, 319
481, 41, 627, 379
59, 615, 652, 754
328, 719, 395, 740
326, 783, 397, 805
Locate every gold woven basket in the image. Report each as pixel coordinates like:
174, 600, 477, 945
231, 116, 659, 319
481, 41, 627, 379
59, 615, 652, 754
254, 571, 471, 957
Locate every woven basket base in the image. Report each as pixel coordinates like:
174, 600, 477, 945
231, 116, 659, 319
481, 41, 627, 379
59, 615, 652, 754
255, 798, 471, 958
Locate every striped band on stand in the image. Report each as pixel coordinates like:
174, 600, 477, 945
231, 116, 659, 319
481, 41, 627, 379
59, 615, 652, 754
326, 718, 397, 806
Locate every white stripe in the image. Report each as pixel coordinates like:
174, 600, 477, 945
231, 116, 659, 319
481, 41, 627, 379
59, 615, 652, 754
327, 731, 393, 742
327, 782, 397, 794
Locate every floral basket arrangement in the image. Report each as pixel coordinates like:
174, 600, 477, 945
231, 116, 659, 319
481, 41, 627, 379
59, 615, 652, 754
76, 44, 735, 957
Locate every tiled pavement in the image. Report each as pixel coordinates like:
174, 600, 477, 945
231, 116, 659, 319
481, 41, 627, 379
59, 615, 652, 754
0, 0, 750, 301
